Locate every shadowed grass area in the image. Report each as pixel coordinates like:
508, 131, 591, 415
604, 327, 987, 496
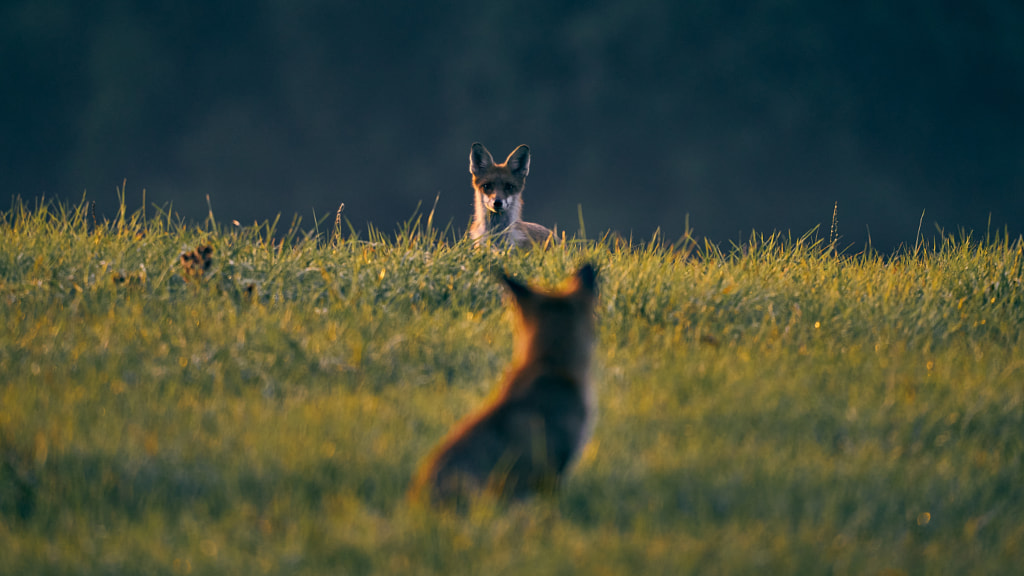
1, 197, 1022, 574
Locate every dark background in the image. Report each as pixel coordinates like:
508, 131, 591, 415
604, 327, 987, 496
3, 1, 1022, 251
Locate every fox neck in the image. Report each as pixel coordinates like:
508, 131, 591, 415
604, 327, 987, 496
514, 326, 594, 381
472, 194, 522, 240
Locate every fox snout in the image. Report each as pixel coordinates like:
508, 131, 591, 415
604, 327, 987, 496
486, 194, 507, 213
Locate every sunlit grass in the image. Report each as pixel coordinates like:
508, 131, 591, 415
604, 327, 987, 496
1, 197, 1022, 574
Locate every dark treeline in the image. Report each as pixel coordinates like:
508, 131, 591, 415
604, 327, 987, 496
3, 1, 1022, 249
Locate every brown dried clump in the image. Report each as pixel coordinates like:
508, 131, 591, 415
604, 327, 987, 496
180, 245, 213, 281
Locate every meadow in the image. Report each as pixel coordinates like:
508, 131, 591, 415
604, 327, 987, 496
1, 198, 1022, 575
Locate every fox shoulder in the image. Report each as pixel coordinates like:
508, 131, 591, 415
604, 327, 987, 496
514, 222, 556, 247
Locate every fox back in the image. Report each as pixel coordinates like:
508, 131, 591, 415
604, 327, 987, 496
468, 142, 554, 248
409, 264, 598, 506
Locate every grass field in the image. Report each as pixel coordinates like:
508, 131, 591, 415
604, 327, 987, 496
1, 198, 1022, 575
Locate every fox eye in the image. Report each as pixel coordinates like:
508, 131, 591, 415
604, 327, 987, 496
504, 183, 514, 192
481, 183, 493, 193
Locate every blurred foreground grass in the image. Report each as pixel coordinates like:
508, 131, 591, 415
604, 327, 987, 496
1, 198, 1022, 574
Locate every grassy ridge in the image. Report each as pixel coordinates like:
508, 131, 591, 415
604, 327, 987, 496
1, 199, 1022, 574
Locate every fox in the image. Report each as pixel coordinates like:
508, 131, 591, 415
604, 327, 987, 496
409, 264, 599, 506
468, 142, 555, 248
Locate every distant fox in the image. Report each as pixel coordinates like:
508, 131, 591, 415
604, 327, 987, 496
409, 264, 599, 506
468, 142, 554, 248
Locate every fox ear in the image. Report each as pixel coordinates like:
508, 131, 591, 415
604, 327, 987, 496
470, 143, 495, 176
573, 263, 598, 296
505, 145, 530, 178
499, 272, 534, 304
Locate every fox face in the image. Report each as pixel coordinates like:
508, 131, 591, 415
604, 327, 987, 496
470, 142, 530, 217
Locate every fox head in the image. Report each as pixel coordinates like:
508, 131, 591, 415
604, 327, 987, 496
500, 264, 598, 373
470, 143, 530, 221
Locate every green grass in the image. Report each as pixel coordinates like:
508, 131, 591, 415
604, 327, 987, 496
1, 198, 1022, 575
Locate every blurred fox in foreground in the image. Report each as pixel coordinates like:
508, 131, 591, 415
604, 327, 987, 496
409, 264, 598, 506
468, 142, 554, 248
